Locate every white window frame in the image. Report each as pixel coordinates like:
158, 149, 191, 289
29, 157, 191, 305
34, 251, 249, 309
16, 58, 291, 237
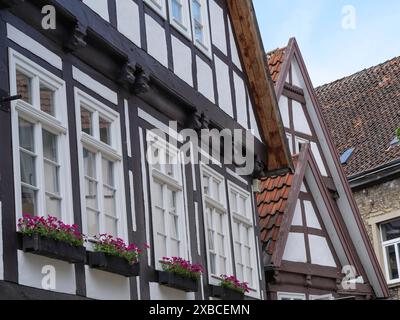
74, 88, 127, 242
189, 0, 211, 57
228, 181, 260, 298
295, 136, 309, 154
168, 0, 192, 40
309, 294, 334, 300
144, 0, 167, 18
9, 49, 73, 224
200, 164, 233, 285
380, 220, 400, 285
147, 131, 189, 270
277, 292, 306, 301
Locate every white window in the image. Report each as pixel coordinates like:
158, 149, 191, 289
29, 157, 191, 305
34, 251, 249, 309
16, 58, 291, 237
277, 292, 306, 301
295, 136, 309, 154
228, 182, 258, 294
9, 49, 72, 223
168, 0, 191, 39
75, 89, 126, 239
309, 294, 334, 300
147, 132, 188, 268
190, 0, 211, 56
381, 219, 400, 284
144, 0, 167, 18
201, 165, 232, 283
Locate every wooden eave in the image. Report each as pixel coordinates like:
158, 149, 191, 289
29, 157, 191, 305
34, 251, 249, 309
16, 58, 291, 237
226, 0, 292, 172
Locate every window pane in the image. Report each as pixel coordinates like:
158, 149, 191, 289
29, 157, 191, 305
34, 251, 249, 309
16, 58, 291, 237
212, 179, 220, 201
21, 186, 36, 216
102, 158, 114, 187
194, 21, 204, 43
40, 83, 55, 116
103, 185, 116, 217
209, 252, 216, 275
46, 194, 61, 219
44, 161, 59, 194
386, 245, 399, 280
192, 0, 201, 21
172, 0, 183, 23
87, 209, 99, 236
81, 107, 93, 135
83, 149, 96, 178
16, 70, 32, 104
99, 117, 111, 145
154, 207, 166, 234
169, 213, 179, 239
19, 119, 34, 152
382, 219, 400, 241
171, 239, 180, 257
105, 215, 117, 237
203, 175, 210, 195
85, 178, 98, 210
43, 130, 57, 162
153, 182, 163, 208
230, 192, 237, 213
20, 151, 36, 186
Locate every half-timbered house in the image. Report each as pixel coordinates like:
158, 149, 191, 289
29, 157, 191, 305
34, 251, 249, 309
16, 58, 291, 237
0, 0, 291, 300
260, 37, 389, 300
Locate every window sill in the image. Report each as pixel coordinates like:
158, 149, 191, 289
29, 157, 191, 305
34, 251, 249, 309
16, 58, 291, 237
158, 271, 199, 293
17, 232, 86, 264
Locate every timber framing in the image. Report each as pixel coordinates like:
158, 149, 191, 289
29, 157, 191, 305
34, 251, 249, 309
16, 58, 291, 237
226, 0, 292, 172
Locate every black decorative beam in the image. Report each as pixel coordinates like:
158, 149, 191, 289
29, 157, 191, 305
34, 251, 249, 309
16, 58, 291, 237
0, 90, 21, 112
0, 0, 24, 9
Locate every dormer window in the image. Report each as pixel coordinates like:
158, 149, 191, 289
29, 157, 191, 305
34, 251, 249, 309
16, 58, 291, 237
340, 148, 355, 165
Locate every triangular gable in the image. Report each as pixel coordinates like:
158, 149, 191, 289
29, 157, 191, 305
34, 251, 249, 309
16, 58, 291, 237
266, 38, 389, 297
258, 144, 377, 296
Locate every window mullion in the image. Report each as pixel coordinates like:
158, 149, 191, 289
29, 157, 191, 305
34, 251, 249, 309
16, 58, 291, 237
163, 183, 170, 257
36, 122, 46, 216
93, 110, 100, 141
32, 76, 40, 110
97, 151, 105, 235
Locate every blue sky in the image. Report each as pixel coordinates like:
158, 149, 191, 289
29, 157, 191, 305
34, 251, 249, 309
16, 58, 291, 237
253, 0, 400, 86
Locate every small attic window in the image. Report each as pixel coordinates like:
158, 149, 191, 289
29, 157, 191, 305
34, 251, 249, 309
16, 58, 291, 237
340, 148, 355, 165
391, 137, 399, 146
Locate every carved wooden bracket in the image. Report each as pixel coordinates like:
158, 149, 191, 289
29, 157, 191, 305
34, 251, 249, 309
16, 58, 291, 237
118, 62, 136, 87
192, 111, 210, 132
64, 22, 87, 52
132, 64, 150, 95
252, 156, 266, 179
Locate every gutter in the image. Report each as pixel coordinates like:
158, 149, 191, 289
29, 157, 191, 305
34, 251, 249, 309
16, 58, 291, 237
348, 159, 400, 190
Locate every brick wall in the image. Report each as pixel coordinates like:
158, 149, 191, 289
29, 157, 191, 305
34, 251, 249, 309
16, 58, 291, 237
353, 177, 400, 299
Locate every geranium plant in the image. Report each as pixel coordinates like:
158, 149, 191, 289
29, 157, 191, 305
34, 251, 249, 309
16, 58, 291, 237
220, 274, 250, 294
161, 257, 203, 281
18, 214, 84, 247
93, 234, 145, 265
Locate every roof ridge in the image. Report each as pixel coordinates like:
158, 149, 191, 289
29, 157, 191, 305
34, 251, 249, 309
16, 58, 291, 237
316, 55, 400, 91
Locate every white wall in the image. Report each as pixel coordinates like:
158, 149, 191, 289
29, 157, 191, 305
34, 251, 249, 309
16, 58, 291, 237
172, 35, 193, 86
233, 72, 247, 128
209, 0, 227, 55
303, 200, 321, 229
85, 267, 131, 300
18, 251, 76, 295
283, 232, 307, 263
149, 282, 195, 300
145, 14, 168, 67
279, 96, 290, 128
309, 235, 336, 267
292, 100, 311, 135
116, 0, 141, 47
83, 0, 109, 21
214, 55, 233, 117
292, 200, 303, 226
196, 56, 215, 103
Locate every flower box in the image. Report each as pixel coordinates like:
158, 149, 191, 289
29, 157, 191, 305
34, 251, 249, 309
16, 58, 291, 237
158, 271, 199, 292
18, 233, 86, 264
210, 285, 245, 300
87, 251, 140, 277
